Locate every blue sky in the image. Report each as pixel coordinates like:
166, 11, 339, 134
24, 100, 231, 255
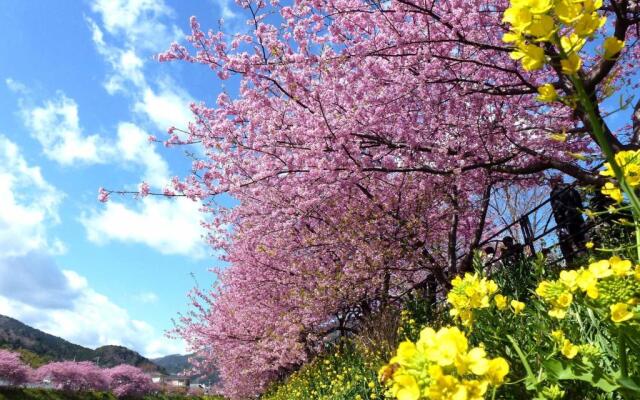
0, 0, 241, 358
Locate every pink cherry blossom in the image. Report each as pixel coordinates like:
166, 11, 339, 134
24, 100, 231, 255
152, 1, 640, 397
35, 361, 108, 392
106, 364, 156, 398
0, 350, 32, 386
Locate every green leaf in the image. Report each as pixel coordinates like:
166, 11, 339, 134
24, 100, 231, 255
543, 359, 620, 393
618, 376, 640, 393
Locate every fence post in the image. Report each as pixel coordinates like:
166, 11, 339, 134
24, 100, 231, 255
519, 215, 536, 256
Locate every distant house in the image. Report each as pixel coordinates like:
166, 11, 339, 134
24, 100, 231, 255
150, 373, 190, 388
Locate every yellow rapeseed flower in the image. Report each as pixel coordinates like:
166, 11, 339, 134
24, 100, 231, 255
456, 347, 490, 376
551, 330, 564, 343
549, 132, 567, 142
556, 292, 573, 308
577, 269, 599, 298
537, 84, 557, 102
494, 294, 508, 310
448, 273, 499, 326
601, 182, 623, 202
589, 259, 613, 279
511, 300, 526, 314
601, 150, 640, 186
559, 269, 578, 290
502, 31, 523, 44
560, 52, 582, 74
568, 152, 588, 161
485, 358, 510, 385
603, 37, 625, 59
382, 326, 510, 400
585, 241, 594, 249
610, 256, 632, 276
584, 0, 604, 13
393, 374, 420, 400
610, 303, 634, 323
560, 34, 586, 54
524, 0, 555, 14
528, 15, 556, 41
510, 43, 546, 71
561, 339, 579, 359
573, 12, 606, 37
555, 0, 582, 23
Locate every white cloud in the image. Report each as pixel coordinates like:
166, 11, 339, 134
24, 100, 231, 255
0, 137, 182, 358
115, 122, 170, 186
87, 0, 183, 95
134, 83, 193, 131
134, 291, 159, 304
91, 0, 180, 52
87, 19, 147, 94
0, 135, 63, 256
5, 78, 28, 94
87, 0, 195, 133
18, 91, 170, 186
217, 0, 239, 20
24, 94, 105, 165
81, 197, 207, 259
0, 269, 185, 358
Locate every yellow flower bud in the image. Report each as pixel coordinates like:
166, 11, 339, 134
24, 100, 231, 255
561, 52, 582, 74
549, 132, 567, 142
603, 37, 625, 59
601, 182, 623, 203
537, 84, 557, 102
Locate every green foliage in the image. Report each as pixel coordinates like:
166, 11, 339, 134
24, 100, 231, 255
260, 245, 640, 400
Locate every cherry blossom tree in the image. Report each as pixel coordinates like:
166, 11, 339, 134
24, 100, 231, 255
35, 361, 108, 392
0, 350, 32, 387
102, 0, 640, 396
106, 364, 156, 398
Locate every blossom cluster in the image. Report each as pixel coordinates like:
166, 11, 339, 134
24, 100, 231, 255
599, 150, 640, 202
550, 329, 601, 361
447, 274, 500, 326
536, 256, 640, 322
379, 327, 509, 400
503, 0, 624, 73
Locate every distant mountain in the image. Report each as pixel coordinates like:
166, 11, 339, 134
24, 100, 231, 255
0, 314, 164, 372
94, 345, 161, 373
153, 354, 219, 385
152, 353, 192, 375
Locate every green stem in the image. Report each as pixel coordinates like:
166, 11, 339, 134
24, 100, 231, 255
570, 76, 640, 262
618, 332, 629, 378
507, 334, 534, 378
